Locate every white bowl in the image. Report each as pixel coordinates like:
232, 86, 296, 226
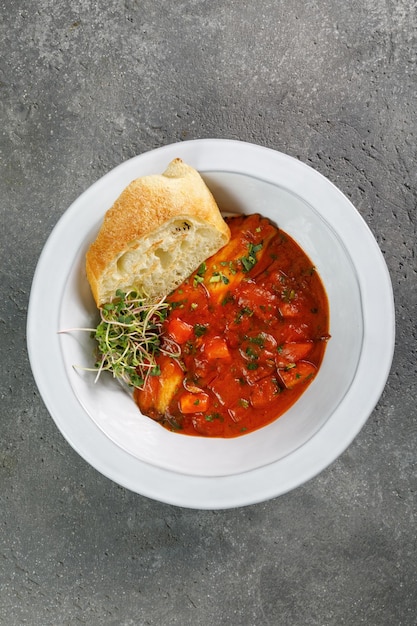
27, 140, 395, 508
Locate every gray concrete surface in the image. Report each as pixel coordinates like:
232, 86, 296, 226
1, 1, 416, 624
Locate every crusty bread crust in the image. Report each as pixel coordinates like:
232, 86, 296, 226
86, 158, 231, 306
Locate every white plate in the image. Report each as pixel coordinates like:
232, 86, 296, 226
58, 172, 361, 477
27, 139, 395, 509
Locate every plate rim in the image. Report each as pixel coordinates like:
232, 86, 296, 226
27, 138, 395, 509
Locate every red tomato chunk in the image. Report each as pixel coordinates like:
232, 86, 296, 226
134, 214, 330, 437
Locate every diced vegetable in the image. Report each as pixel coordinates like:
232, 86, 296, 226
279, 301, 299, 317
204, 337, 231, 361
250, 377, 280, 408
276, 342, 313, 368
278, 361, 316, 389
179, 392, 209, 414
167, 317, 194, 343
192, 413, 225, 436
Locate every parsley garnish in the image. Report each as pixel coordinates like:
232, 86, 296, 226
193, 262, 207, 287
249, 333, 265, 348
205, 412, 222, 422
240, 242, 263, 272
209, 271, 230, 285
194, 324, 208, 337
235, 307, 254, 323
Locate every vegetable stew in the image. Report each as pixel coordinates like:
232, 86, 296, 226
135, 214, 330, 437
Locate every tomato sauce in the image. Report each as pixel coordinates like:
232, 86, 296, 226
134, 214, 330, 437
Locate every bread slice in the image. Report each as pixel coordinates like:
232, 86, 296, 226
86, 158, 231, 306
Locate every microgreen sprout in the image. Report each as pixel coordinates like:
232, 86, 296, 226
61, 289, 180, 390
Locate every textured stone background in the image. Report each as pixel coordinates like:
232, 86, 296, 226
1, 1, 416, 624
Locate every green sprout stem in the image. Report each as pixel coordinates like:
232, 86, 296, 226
60, 289, 181, 390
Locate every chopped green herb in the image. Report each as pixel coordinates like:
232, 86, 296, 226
235, 307, 254, 323
205, 412, 221, 422
251, 243, 263, 254
209, 271, 230, 285
194, 324, 208, 337
245, 346, 258, 359
193, 274, 205, 287
221, 292, 234, 306
285, 363, 296, 370
249, 334, 265, 348
240, 241, 263, 272
282, 288, 296, 302
216, 262, 233, 275
241, 256, 254, 272
193, 262, 207, 287
170, 299, 187, 310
